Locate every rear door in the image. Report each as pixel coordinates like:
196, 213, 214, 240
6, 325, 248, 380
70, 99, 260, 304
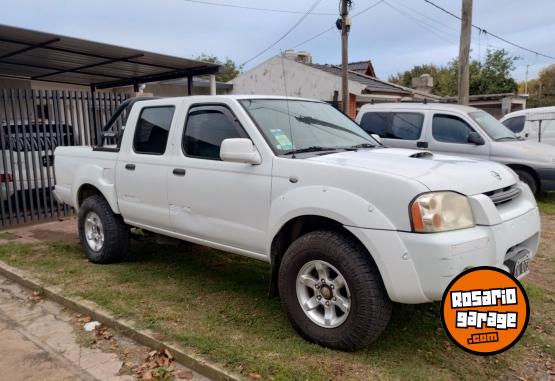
116, 104, 176, 230
427, 112, 490, 160
358, 111, 426, 149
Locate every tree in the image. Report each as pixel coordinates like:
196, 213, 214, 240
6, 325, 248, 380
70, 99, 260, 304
539, 64, 555, 95
388, 49, 518, 96
196, 54, 241, 82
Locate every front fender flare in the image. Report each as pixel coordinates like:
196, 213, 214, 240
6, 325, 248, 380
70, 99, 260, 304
267, 185, 395, 254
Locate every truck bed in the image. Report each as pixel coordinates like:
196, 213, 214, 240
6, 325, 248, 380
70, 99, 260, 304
54, 146, 118, 208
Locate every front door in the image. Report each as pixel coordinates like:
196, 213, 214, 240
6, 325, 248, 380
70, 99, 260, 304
428, 113, 490, 160
167, 104, 272, 254
116, 105, 175, 230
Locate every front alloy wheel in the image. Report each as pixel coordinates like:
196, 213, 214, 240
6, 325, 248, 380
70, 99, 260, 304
278, 230, 392, 351
296, 260, 351, 328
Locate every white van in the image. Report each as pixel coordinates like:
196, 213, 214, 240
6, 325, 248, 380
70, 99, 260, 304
500, 106, 555, 145
356, 103, 555, 194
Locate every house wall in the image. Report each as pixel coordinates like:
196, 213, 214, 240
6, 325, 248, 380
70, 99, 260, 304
231, 56, 366, 102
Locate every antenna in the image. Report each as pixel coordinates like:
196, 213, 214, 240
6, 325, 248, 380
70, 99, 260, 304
280, 51, 296, 158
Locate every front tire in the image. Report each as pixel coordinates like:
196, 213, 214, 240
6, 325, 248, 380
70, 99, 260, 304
278, 230, 392, 351
78, 195, 129, 264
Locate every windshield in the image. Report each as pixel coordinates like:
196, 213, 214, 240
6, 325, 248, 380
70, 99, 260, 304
469, 111, 517, 141
239, 99, 378, 155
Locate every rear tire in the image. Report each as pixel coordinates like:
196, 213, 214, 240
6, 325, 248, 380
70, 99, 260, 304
278, 230, 392, 351
78, 195, 129, 264
514, 169, 538, 195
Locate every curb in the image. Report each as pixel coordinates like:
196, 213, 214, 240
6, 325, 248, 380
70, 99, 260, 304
0, 260, 242, 381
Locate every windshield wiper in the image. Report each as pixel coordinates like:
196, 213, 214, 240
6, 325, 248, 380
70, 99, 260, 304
349, 143, 376, 149
283, 146, 343, 155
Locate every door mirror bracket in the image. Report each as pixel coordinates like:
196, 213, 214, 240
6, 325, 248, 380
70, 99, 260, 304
468, 131, 485, 145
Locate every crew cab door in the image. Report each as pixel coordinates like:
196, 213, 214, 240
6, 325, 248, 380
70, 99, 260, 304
358, 111, 426, 149
116, 104, 176, 230
167, 103, 272, 254
427, 112, 490, 160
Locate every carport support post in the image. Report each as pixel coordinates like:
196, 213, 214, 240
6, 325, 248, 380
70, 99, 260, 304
209, 74, 216, 95
187, 76, 193, 96
90, 84, 100, 146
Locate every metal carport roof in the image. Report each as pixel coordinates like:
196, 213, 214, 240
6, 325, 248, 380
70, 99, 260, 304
0, 24, 220, 89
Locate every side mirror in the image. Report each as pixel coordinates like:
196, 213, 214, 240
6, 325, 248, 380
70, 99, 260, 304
468, 131, 485, 145
220, 138, 262, 165
371, 134, 382, 144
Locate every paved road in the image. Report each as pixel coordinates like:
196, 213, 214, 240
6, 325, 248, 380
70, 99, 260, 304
0, 273, 209, 381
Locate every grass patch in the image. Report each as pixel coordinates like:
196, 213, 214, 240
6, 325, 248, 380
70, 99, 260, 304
537, 192, 555, 215
0, 231, 18, 240
0, 232, 553, 380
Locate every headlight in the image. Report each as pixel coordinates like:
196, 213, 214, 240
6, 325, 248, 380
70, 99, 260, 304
410, 192, 475, 233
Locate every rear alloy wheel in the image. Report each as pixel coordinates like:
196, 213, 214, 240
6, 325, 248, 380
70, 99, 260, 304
78, 195, 129, 264
84, 211, 105, 252
279, 230, 392, 351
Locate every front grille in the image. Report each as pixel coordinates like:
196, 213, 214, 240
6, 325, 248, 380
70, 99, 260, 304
484, 185, 522, 206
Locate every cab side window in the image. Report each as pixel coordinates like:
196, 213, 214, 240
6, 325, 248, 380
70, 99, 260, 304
360, 112, 388, 137
360, 112, 423, 140
183, 105, 245, 160
502, 116, 526, 133
133, 106, 175, 155
432, 114, 475, 144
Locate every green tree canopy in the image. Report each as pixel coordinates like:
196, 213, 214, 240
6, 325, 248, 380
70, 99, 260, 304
196, 54, 241, 83
388, 49, 518, 97
539, 64, 555, 96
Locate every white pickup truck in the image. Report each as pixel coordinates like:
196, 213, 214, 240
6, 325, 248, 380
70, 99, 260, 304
54, 95, 541, 351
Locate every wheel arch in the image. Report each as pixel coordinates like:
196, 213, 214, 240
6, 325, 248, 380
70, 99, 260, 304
268, 214, 383, 297
506, 164, 540, 191
75, 182, 120, 214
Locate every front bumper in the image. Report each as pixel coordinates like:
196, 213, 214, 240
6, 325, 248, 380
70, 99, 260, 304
346, 206, 541, 304
536, 167, 555, 191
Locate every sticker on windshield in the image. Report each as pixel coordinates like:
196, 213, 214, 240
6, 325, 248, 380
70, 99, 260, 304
270, 129, 293, 150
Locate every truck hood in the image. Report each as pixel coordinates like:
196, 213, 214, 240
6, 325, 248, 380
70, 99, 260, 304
307, 148, 517, 195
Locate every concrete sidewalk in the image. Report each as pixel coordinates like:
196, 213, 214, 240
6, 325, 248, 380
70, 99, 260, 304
0, 273, 209, 381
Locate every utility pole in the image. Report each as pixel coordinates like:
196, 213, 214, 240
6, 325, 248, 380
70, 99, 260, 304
524, 64, 530, 96
339, 0, 351, 114
457, 0, 473, 105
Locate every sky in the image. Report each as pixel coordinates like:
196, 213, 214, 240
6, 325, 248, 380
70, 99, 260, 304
1, 0, 555, 82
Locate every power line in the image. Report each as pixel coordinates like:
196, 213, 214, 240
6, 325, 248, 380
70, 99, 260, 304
181, 0, 334, 16
423, 0, 555, 60
240, 0, 324, 67
293, 0, 385, 49
384, 1, 457, 45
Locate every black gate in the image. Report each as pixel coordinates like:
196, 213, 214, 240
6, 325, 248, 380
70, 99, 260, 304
0, 88, 128, 228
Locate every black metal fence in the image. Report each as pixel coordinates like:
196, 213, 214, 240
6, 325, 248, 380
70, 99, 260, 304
0, 88, 128, 228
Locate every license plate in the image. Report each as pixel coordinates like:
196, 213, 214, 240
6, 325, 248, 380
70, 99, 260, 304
514, 254, 530, 279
